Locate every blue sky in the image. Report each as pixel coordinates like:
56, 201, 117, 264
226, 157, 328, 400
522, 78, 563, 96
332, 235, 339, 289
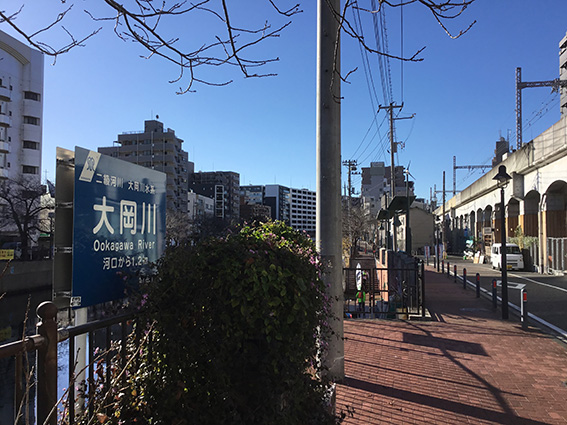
4, 1, 567, 200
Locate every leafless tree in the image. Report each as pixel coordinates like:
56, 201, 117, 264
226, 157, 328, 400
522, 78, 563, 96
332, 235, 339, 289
0, 177, 54, 260
343, 200, 373, 257
1, 1, 476, 92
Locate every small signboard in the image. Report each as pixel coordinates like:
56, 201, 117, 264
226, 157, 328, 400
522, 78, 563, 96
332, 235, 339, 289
0, 249, 14, 260
71, 147, 166, 308
356, 263, 362, 291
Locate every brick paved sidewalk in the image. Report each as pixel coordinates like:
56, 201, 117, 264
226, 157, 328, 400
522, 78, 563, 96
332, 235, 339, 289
335, 266, 567, 424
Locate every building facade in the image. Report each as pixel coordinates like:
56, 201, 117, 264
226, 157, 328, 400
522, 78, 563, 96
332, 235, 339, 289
0, 30, 44, 183
264, 184, 291, 224
290, 187, 316, 237
190, 171, 240, 220
240, 184, 316, 236
361, 162, 386, 217
99, 119, 193, 213
187, 191, 214, 221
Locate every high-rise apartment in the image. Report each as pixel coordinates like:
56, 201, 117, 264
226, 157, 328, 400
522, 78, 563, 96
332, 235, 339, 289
0, 30, 44, 182
289, 187, 316, 237
190, 171, 240, 220
99, 119, 193, 213
240, 184, 316, 237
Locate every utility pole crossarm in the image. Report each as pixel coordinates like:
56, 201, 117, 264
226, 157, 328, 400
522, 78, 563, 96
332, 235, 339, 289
454, 165, 491, 170
516, 67, 567, 149
453, 155, 491, 195
517, 79, 567, 90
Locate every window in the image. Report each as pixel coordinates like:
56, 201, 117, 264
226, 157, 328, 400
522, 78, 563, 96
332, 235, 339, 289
23, 141, 39, 150
23, 116, 40, 125
22, 165, 38, 174
24, 91, 41, 101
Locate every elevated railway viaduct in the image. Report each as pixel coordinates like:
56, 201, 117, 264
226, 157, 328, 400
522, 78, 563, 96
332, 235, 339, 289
436, 117, 567, 274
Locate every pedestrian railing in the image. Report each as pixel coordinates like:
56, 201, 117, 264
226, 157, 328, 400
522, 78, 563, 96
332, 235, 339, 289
547, 237, 567, 274
343, 261, 425, 319
0, 301, 137, 425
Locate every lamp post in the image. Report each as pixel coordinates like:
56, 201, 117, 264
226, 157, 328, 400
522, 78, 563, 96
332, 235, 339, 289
493, 165, 512, 319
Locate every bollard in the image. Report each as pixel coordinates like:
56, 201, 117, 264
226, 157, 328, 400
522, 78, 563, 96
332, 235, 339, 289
492, 279, 497, 309
476, 273, 480, 298
521, 289, 528, 330
454, 265, 457, 283
447, 261, 450, 278
463, 268, 467, 290
442, 260, 444, 274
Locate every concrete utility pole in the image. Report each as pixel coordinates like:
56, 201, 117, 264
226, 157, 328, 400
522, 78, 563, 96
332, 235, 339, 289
317, 0, 344, 381
378, 103, 412, 252
342, 159, 359, 211
442, 171, 446, 256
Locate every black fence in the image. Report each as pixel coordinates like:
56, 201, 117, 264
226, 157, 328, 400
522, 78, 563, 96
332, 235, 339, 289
343, 261, 425, 319
0, 302, 137, 425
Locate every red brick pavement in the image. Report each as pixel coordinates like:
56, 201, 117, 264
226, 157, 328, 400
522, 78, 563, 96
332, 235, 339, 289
335, 266, 567, 424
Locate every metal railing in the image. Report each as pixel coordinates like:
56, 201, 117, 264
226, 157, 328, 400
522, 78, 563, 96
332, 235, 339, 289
0, 301, 137, 425
343, 261, 425, 319
547, 237, 567, 274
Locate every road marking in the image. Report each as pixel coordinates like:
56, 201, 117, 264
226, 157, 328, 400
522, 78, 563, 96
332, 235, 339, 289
508, 273, 567, 294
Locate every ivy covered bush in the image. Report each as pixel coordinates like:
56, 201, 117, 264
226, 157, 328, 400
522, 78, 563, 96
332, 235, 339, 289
98, 222, 338, 424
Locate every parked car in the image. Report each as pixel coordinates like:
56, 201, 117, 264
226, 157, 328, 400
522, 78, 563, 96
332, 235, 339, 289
491, 243, 524, 271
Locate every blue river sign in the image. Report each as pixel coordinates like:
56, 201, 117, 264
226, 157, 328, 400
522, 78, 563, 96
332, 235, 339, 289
72, 147, 166, 308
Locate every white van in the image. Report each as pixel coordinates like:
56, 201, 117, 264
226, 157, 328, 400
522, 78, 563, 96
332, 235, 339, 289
491, 243, 524, 271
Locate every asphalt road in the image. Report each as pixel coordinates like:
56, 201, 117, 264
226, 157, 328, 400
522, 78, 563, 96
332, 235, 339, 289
424, 255, 567, 335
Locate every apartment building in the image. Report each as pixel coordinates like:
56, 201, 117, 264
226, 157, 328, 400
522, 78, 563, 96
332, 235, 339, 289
99, 119, 193, 213
190, 171, 240, 220
0, 30, 44, 182
240, 184, 316, 237
289, 187, 316, 238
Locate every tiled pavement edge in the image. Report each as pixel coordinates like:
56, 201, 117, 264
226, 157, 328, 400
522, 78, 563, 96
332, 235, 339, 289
335, 265, 567, 424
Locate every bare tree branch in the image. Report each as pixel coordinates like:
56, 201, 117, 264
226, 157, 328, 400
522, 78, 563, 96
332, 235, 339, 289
1, 0, 477, 92
0, 5, 101, 65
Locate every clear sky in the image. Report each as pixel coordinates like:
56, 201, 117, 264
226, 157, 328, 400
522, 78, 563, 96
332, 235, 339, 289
3, 1, 567, 201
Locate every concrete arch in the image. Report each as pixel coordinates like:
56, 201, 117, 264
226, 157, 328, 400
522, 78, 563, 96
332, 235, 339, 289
476, 208, 483, 239
494, 201, 504, 243
484, 205, 493, 229
523, 190, 540, 237
507, 198, 520, 238
544, 180, 567, 238
470, 210, 476, 239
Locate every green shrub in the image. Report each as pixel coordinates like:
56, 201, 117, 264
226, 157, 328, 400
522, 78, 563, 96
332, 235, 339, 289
95, 222, 337, 424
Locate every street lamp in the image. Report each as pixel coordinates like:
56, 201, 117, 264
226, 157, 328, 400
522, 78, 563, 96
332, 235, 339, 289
493, 165, 512, 319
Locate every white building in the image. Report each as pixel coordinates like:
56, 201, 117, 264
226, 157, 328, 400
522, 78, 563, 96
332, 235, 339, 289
0, 30, 44, 182
187, 191, 214, 221
289, 188, 316, 238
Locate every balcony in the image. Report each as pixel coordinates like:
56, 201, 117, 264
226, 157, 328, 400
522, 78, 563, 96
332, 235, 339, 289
0, 141, 8, 153
0, 114, 11, 127
22, 148, 40, 166
0, 86, 10, 101
23, 99, 42, 117
23, 123, 41, 141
